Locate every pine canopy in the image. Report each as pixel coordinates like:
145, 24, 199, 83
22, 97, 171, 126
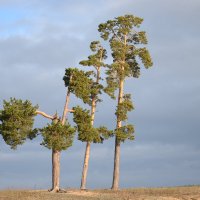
73, 106, 113, 143
73, 106, 101, 143
40, 121, 76, 151
0, 98, 38, 149
79, 41, 107, 68
98, 14, 153, 142
99, 14, 153, 97
63, 68, 93, 105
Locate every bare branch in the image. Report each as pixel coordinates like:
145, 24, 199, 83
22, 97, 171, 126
112, 29, 123, 43
36, 110, 55, 120
68, 109, 74, 113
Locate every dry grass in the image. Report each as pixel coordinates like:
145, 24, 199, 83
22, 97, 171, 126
0, 186, 200, 200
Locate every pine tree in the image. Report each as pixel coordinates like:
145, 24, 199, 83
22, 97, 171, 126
39, 68, 80, 192
79, 41, 107, 190
63, 41, 112, 189
0, 72, 76, 192
98, 14, 153, 190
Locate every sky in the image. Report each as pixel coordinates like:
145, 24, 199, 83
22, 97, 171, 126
0, 0, 200, 190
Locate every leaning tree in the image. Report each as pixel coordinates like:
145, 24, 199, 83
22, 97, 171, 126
98, 14, 153, 190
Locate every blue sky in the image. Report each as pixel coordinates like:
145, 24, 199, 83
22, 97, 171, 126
0, 0, 200, 190
0, 5, 34, 37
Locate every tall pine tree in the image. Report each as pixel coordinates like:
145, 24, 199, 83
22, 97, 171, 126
65, 41, 112, 189
79, 41, 107, 190
98, 15, 153, 190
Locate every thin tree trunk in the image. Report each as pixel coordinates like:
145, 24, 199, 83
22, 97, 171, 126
51, 149, 60, 192
80, 68, 100, 190
61, 88, 71, 125
80, 99, 95, 189
112, 137, 121, 190
112, 78, 124, 190
112, 34, 127, 190
80, 142, 91, 189
51, 85, 71, 192
35, 111, 60, 192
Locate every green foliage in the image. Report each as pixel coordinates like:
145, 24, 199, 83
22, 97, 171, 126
79, 41, 107, 102
73, 106, 112, 143
40, 121, 75, 151
136, 47, 153, 68
73, 106, 101, 143
98, 15, 144, 41
99, 14, 153, 99
97, 126, 114, 140
0, 98, 38, 149
98, 14, 153, 142
72, 41, 112, 144
115, 124, 134, 142
79, 41, 107, 68
90, 82, 104, 102
104, 68, 118, 99
131, 31, 148, 45
63, 68, 93, 104
115, 94, 134, 122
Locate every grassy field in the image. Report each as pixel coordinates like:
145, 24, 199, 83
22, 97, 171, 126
0, 186, 200, 200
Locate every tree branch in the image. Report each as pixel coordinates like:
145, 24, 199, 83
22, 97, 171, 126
112, 29, 122, 43
36, 110, 56, 120
68, 109, 74, 113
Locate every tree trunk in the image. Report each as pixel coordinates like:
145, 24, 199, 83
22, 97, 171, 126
112, 138, 120, 190
61, 88, 71, 125
80, 68, 100, 190
112, 78, 124, 190
80, 142, 91, 189
51, 149, 60, 192
52, 85, 71, 192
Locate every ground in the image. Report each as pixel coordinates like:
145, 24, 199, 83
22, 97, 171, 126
0, 186, 200, 200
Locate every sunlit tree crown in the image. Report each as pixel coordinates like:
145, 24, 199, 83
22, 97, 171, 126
0, 98, 38, 149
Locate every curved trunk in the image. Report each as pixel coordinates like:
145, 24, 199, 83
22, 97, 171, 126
112, 78, 124, 190
51, 150, 60, 192
80, 68, 100, 190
